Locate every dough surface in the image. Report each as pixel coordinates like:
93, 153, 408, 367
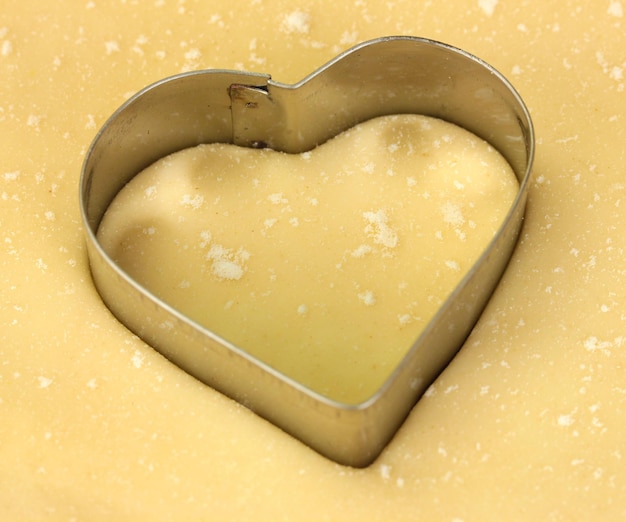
97, 114, 517, 403
2, 0, 625, 520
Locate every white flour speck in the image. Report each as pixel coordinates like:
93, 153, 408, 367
208, 13, 223, 26
206, 244, 248, 280
27, 114, 42, 128
445, 260, 460, 271
183, 47, 202, 70
583, 336, 613, 355
1, 39, 13, 56
358, 290, 376, 306
185, 48, 201, 61
351, 244, 372, 258
85, 114, 96, 129
105, 40, 120, 54
363, 209, 398, 248
398, 314, 412, 326
159, 320, 174, 331
362, 162, 375, 174
268, 192, 287, 204
409, 377, 423, 390
441, 201, 465, 227
340, 30, 358, 45
280, 10, 311, 34
610, 66, 623, 81
180, 194, 204, 209
38, 376, 53, 389
131, 351, 144, 369
608, 0, 623, 17
478, 0, 499, 16
444, 384, 459, 394
35, 258, 48, 271
199, 230, 212, 247
212, 259, 244, 280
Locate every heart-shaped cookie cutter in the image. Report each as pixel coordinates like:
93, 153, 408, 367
80, 36, 534, 467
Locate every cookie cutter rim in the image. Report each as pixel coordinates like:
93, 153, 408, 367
79, 36, 534, 467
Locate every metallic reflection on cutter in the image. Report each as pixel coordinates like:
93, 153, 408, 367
80, 36, 534, 467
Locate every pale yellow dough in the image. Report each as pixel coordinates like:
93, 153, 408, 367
98, 115, 517, 403
3, 0, 626, 520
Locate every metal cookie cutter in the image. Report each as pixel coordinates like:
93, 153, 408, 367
80, 36, 534, 467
